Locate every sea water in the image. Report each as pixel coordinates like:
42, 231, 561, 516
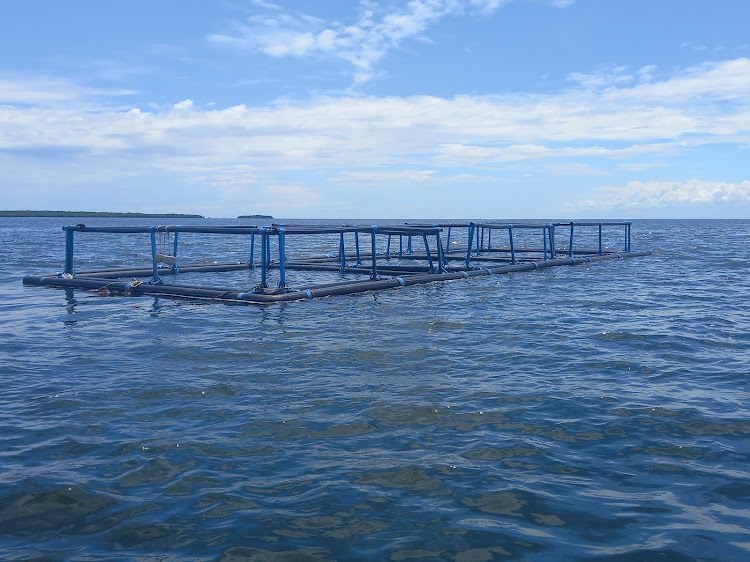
0, 218, 748, 560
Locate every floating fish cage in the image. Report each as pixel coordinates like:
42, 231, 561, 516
23, 221, 650, 304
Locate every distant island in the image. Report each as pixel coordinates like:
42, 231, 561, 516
0, 210, 204, 218
238, 214, 274, 219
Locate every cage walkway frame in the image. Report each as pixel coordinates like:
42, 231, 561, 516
24, 221, 649, 305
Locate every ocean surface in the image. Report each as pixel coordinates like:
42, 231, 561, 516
1, 217, 748, 561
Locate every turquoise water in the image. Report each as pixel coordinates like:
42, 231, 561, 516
1, 218, 749, 560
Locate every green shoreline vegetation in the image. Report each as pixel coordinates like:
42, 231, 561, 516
0, 210, 204, 218
1, 211, 275, 219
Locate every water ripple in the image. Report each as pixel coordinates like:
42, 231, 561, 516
1, 218, 749, 559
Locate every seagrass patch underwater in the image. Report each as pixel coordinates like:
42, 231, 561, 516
1, 218, 749, 560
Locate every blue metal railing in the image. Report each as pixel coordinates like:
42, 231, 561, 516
57, 221, 634, 290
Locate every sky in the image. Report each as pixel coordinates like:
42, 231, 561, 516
1, 0, 749, 219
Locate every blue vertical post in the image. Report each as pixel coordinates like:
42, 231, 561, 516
446, 227, 452, 251
249, 233, 255, 269
149, 227, 161, 284
171, 231, 179, 273
598, 223, 603, 255
542, 226, 548, 260
626, 222, 631, 252
399, 235, 403, 258
370, 226, 378, 279
436, 231, 447, 272
509, 226, 516, 264
465, 223, 474, 268
488, 228, 492, 250
568, 222, 575, 257
422, 234, 434, 273
63, 226, 75, 275
339, 232, 346, 273
386, 235, 391, 258
475, 224, 480, 256
259, 227, 267, 288
355, 231, 361, 265
266, 231, 271, 269
277, 228, 286, 288
549, 223, 557, 259
407, 235, 413, 255
433, 225, 446, 271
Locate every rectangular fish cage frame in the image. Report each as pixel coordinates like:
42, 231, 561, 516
23, 221, 649, 304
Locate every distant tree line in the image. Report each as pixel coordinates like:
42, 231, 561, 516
0, 211, 204, 218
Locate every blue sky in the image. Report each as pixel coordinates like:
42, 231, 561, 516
1, 0, 749, 218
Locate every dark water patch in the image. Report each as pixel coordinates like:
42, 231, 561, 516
0, 484, 114, 536
195, 493, 259, 518
291, 515, 346, 530
452, 546, 513, 561
71, 501, 161, 535
351, 466, 443, 491
368, 405, 452, 426
463, 445, 546, 461
102, 522, 181, 549
528, 427, 606, 443
713, 481, 750, 501
220, 546, 332, 561
238, 420, 308, 440
119, 457, 195, 488
388, 549, 441, 560
8, 437, 100, 462
683, 420, 750, 436
643, 463, 685, 473
308, 422, 377, 439
623, 444, 716, 460
442, 411, 509, 432
135, 383, 240, 400
165, 474, 224, 495
461, 491, 529, 517
323, 518, 391, 540
190, 442, 280, 457
592, 549, 697, 561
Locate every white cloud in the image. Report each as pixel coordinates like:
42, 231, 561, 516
263, 184, 321, 206
542, 162, 606, 176
208, 0, 510, 84
0, 74, 136, 105
637, 65, 657, 84
187, 164, 260, 187
173, 99, 194, 110
434, 142, 675, 165
331, 170, 499, 188
2, 58, 750, 215
613, 59, 750, 102
580, 180, 750, 208
568, 58, 750, 103
616, 162, 667, 172
567, 65, 634, 88
3, 60, 749, 167
333, 169, 437, 182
